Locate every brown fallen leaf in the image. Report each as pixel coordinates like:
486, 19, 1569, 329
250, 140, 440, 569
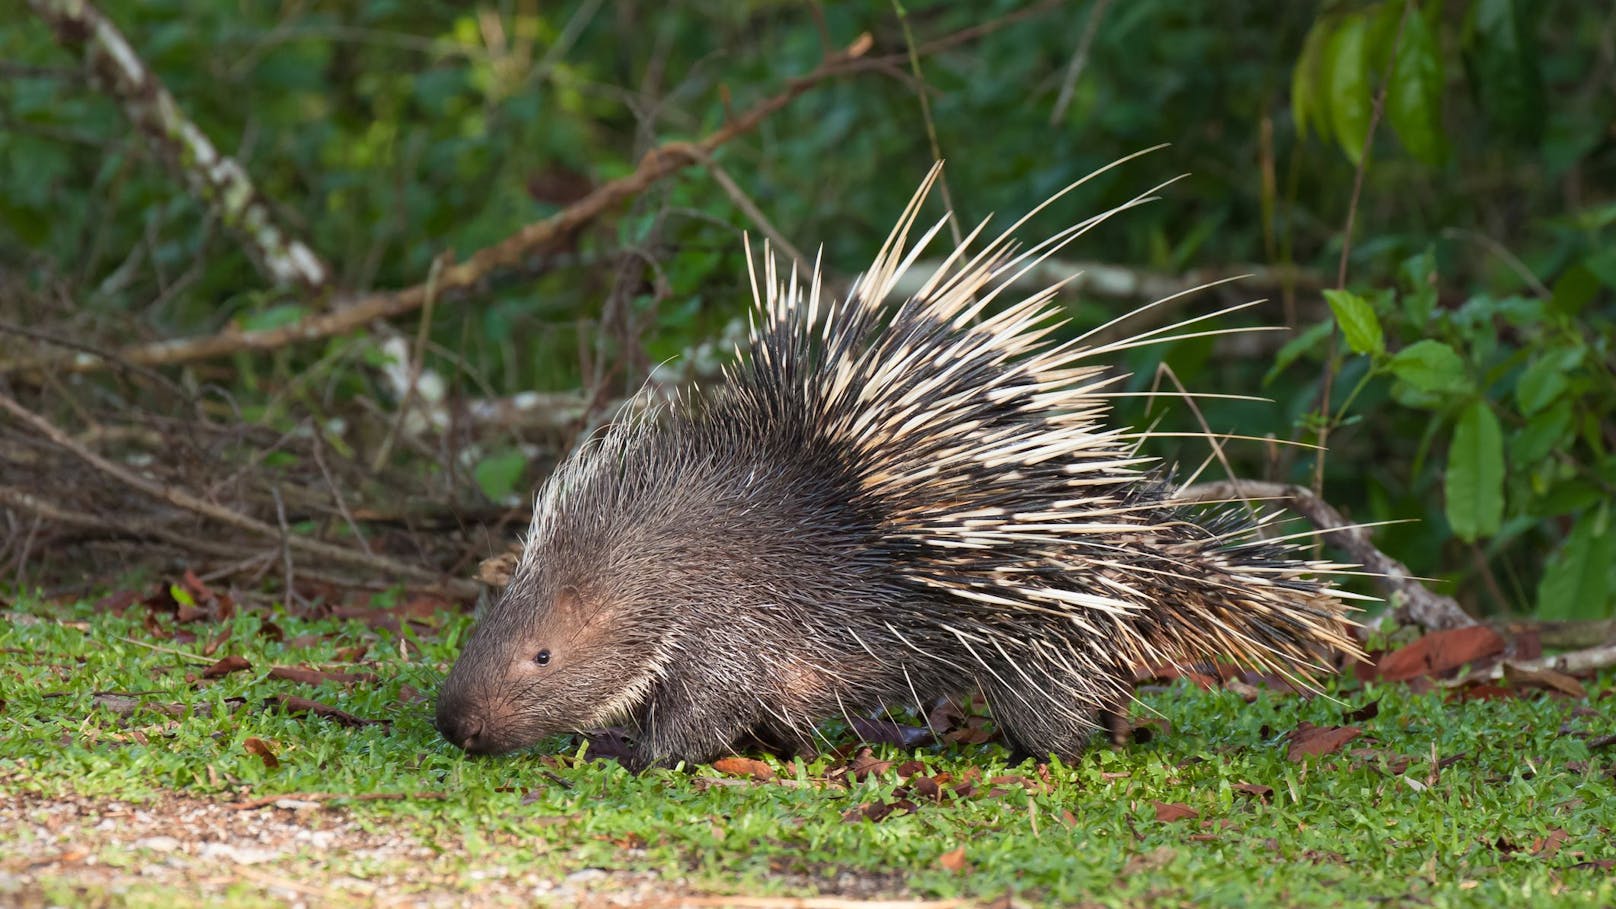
937, 846, 967, 872
264, 694, 379, 728
1153, 801, 1198, 822
1375, 627, 1505, 682
268, 666, 380, 687
1343, 699, 1380, 723
1285, 722, 1362, 761
847, 748, 893, 781
711, 756, 774, 781
201, 655, 251, 680
1233, 782, 1273, 801
242, 737, 280, 769
1532, 828, 1568, 859
1455, 683, 1519, 702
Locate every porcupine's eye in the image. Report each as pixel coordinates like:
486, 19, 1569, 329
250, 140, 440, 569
534, 649, 551, 666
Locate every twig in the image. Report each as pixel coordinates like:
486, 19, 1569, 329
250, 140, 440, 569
228, 791, 449, 811
1312, 0, 1416, 497
891, 0, 962, 247
25, 0, 329, 291
1471, 644, 1616, 679
371, 254, 447, 472
1176, 479, 1476, 632
0, 391, 476, 598
688, 149, 812, 277
1050, 0, 1112, 125
113, 635, 219, 665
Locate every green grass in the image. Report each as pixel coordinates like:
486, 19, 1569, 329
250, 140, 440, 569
2, 595, 1613, 908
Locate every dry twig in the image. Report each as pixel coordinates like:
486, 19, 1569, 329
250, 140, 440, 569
1176, 479, 1476, 632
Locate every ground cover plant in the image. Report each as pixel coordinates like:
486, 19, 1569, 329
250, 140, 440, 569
3, 586, 1613, 907
3, 1, 1615, 907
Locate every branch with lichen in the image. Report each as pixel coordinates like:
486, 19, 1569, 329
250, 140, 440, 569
27, 0, 329, 291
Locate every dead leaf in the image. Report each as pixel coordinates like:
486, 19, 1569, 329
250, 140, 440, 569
1285, 723, 1361, 760
268, 666, 380, 687
847, 748, 893, 781
937, 846, 967, 872
1233, 782, 1273, 801
201, 655, 251, 680
1343, 699, 1380, 723
711, 756, 774, 781
265, 694, 378, 728
1532, 828, 1568, 859
242, 737, 280, 769
1375, 627, 1505, 681
1152, 801, 1198, 822
1455, 683, 1518, 702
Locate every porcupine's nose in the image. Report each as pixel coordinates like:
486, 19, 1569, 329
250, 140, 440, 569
435, 704, 489, 753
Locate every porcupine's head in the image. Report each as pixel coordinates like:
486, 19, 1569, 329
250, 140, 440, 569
434, 414, 696, 756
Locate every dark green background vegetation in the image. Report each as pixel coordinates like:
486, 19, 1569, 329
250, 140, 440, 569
2, 0, 1612, 619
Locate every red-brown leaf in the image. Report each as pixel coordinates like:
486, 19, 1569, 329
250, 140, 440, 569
242, 737, 280, 769
1153, 801, 1198, 822
268, 666, 379, 687
201, 655, 251, 680
937, 846, 967, 872
711, 756, 774, 781
1285, 722, 1362, 760
1374, 627, 1505, 681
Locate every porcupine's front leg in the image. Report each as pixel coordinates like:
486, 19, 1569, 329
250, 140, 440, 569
625, 665, 767, 770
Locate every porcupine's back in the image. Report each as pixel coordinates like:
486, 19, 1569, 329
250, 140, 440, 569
436, 154, 1363, 767
704, 158, 1363, 758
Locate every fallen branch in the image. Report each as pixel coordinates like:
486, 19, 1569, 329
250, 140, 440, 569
26, 0, 329, 291
1176, 479, 1476, 632
6, 33, 886, 377
0, 390, 477, 598
1472, 644, 1616, 680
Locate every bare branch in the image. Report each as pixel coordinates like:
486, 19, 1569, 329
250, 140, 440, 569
1176, 479, 1477, 632
26, 0, 330, 291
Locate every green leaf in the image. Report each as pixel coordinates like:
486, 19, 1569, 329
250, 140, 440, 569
1550, 263, 1599, 317
473, 448, 529, 503
1444, 401, 1505, 542
1514, 356, 1570, 416
1386, 8, 1447, 165
1291, 17, 1335, 139
1388, 340, 1470, 395
1323, 289, 1384, 356
1324, 13, 1372, 164
1536, 507, 1616, 620
1464, 0, 1545, 143
1264, 320, 1334, 386
1509, 399, 1572, 467
1399, 249, 1439, 324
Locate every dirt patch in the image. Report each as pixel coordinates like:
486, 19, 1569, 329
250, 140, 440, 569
0, 790, 671, 908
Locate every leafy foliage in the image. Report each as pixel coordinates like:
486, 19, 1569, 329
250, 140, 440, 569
1, 0, 1613, 617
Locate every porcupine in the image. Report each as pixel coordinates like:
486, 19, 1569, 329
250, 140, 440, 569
435, 154, 1365, 769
